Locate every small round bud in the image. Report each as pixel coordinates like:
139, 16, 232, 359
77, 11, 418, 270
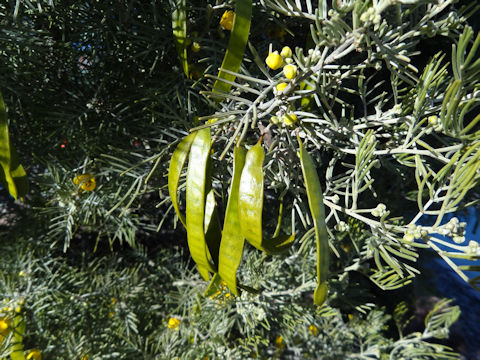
265, 51, 283, 70
403, 233, 415, 242
428, 115, 438, 126
280, 46, 292, 58
283, 64, 297, 79
276, 82, 288, 93
283, 112, 297, 126
270, 116, 280, 125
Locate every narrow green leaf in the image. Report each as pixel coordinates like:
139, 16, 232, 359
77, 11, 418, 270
168, 132, 197, 228
0, 90, 28, 200
298, 136, 329, 306
171, 0, 189, 77
186, 128, 216, 277
218, 146, 247, 295
212, 0, 252, 97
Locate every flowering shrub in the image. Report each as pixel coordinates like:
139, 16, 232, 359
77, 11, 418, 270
0, 0, 479, 358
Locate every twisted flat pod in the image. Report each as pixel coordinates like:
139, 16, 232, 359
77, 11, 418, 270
238, 140, 295, 255
218, 146, 247, 295
168, 132, 197, 228
168, 129, 220, 280
298, 136, 329, 306
186, 129, 217, 278
0, 89, 28, 200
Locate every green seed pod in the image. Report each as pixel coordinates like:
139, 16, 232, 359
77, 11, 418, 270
168, 132, 197, 228
218, 146, 247, 295
298, 136, 329, 306
186, 128, 216, 278
238, 140, 295, 254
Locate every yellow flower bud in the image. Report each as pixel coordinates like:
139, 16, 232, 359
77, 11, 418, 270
280, 46, 292, 58
308, 324, 318, 336
168, 317, 181, 330
428, 115, 438, 126
265, 51, 283, 70
276, 82, 288, 93
283, 64, 297, 79
275, 335, 285, 349
283, 112, 297, 126
0, 318, 10, 336
73, 174, 96, 192
220, 10, 234, 30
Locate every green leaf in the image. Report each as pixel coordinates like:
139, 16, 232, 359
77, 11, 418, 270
186, 128, 216, 278
212, 0, 252, 97
298, 136, 329, 306
0, 89, 28, 200
168, 132, 197, 228
171, 0, 189, 77
218, 145, 247, 295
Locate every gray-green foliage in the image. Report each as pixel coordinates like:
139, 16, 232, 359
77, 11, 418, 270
0, 238, 461, 359
194, 0, 480, 290
0, 0, 478, 359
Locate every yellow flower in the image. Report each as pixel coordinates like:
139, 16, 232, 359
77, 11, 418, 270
108, 311, 115, 318
276, 82, 288, 93
280, 46, 292, 58
265, 51, 283, 70
73, 174, 96, 192
283, 64, 297, 79
283, 112, 297, 126
0, 318, 10, 336
26, 349, 42, 360
220, 10, 234, 30
274, 335, 285, 349
308, 324, 318, 336
168, 317, 181, 330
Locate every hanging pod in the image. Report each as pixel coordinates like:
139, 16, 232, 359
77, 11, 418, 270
168, 132, 197, 227
213, 0, 252, 97
218, 146, 247, 295
238, 140, 295, 254
168, 129, 221, 280
0, 89, 28, 201
298, 136, 329, 306
170, 0, 189, 77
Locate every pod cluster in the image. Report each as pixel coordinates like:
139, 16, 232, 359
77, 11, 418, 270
168, 129, 329, 305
